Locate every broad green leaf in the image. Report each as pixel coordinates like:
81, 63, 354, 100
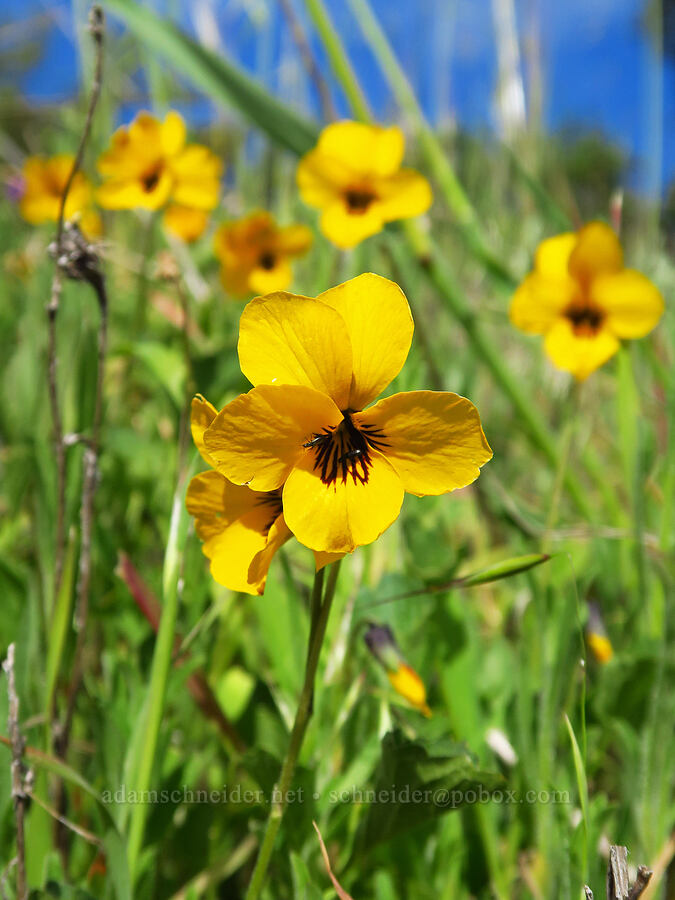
353, 729, 503, 854
104, 0, 319, 156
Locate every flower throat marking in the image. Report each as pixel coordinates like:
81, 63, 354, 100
304, 413, 388, 487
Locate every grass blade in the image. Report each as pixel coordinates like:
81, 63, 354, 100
104, 0, 319, 156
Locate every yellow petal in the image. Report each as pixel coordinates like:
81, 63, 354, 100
591, 270, 664, 339
533, 233, 577, 278
161, 111, 186, 156
128, 111, 163, 147
356, 390, 492, 496
190, 394, 218, 466
568, 221, 623, 285
282, 452, 404, 553
374, 169, 433, 222
79, 208, 103, 238
319, 200, 384, 249
186, 469, 262, 539
543, 318, 619, 380
297, 149, 349, 207
316, 121, 405, 177
220, 263, 254, 299
587, 632, 613, 664
247, 513, 293, 591
509, 272, 578, 335
248, 258, 294, 295
96, 168, 174, 211
387, 663, 431, 716
313, 550, 346, 570
163, 204, 209, 242
237, 293, 354, 409
205, 506, 273, 595
275, 223, 314, 256
204, 384, 343, 491
318, 273, 413, 410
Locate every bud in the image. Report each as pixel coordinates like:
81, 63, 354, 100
585, 603, 613, 664
364, 623, 431, 717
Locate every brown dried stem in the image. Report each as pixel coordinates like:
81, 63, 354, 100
47, 5, 104, 598
277, 0, 336, 122
3, 644, 28, 900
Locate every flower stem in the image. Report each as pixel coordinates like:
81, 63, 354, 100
303, 0, 371, 121
244, 561, 341, 900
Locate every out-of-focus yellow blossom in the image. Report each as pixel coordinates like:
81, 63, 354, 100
297, 121, 432, 249
18, 154, 102, 237
96, 111, 222, 242
510, 222, 664, 380
187, 395, 339, 595
201, 274, 491, 554
364, 623, 431, 716
214, 212, 312, 298
585, 603, 613, 664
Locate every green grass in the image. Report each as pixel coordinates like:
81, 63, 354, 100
0, 5, 674, 899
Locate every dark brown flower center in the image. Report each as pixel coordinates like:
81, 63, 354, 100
564, 303, 605, 336
304, 413, 388, 487
256, 490, 283, 533
344, 188, 376, 214
141, 165, 163, 193
258, 251, 276, 271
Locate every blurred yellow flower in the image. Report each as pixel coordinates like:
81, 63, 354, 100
585, 603, 613, 664
187, 395, 338, 594
96, 111, 222, 242
214, 212, 312, 298
19, 154, 102, 237
510, 222, 664, 380
297, 121, 432, 249
202, 273, 492, 554
364, 623, 431, 716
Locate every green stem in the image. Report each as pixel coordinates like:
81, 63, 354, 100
244, 561, 341, 900
345, 0, 514, 287
303, 0, 371, 121
126, 460, 194, 881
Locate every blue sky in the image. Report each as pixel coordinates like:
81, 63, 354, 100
2, 0, 673, 195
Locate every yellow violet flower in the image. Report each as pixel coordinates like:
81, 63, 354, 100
214, 212, 312, 298
19, 154, 102, 237
585, 603, 613, 664
510, 221, 664, 380
365, 623, 432, 717
187, 396, 338, 594
297, 121, 432, 249
96, 111, 222, 242
202, 273, 492, 554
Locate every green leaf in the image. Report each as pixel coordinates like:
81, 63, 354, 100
353, 729, 503, 854
104, 0, 319, 156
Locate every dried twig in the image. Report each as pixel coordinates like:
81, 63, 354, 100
277, 0, 336, 122
47, 5, 104, 597
53, 224, 108, 757
3, 645, 28, 900
627, 867, 653, 900
585, 844, 653, 900
313, 820, 354, 900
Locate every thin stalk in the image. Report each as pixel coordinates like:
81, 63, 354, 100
47, 5, 105, 603
277, 0, 336, 122
345, 0, 514, 286
303, 0, 371, 121
126, 462, 195, 881
244, 561, 341, 900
